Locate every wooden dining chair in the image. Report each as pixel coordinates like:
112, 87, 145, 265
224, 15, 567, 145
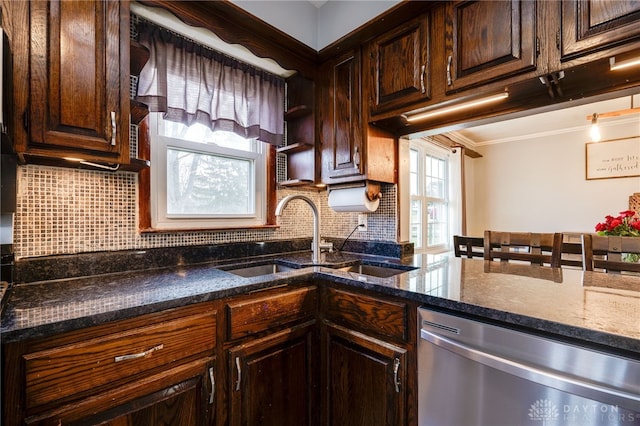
453, 235, 484, 258
560, 239, 584, 269
484, 231, 563, 268
581, 234, 640, 273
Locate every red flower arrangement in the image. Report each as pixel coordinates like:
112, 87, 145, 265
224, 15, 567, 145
595, 210, 640, 237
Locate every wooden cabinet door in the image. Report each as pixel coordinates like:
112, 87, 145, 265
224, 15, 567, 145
228, 322, 316, 426
320, 49, 364, 183
369, 15, 430, 114
560, 0, 640, 61
23, 358, 216, 426
444, 0, 537, 93
27, 0, 129, 163
323, 323, 407, 426
99, 364, 214, 426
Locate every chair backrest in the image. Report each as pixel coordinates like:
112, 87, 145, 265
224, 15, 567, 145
560, 240, 584, 268
484, 231, 563, 268
453, 235, 484, 258
483, 260, 564, 283
581, 234, 640, 273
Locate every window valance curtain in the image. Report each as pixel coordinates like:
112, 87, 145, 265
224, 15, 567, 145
136, 22, 285, 146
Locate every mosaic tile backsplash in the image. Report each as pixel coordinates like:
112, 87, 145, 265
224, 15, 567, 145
14, 165, 398, 259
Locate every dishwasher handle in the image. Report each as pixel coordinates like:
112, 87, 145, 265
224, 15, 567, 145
421, 328, 640, 409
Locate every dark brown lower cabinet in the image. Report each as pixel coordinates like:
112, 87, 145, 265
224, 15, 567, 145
2, 302, 218, 426
26, 359, 215, 426
323, 323, 407, 426
99, 374, 208, 426
227, 321, 317, 426
3, 285, 414, 426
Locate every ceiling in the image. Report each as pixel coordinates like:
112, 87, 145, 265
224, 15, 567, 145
445, 91, 640, 147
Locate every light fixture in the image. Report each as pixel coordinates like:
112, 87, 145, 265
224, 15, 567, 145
589, 113, 601, 142
403, 91, 509, 123
585, 96, 640, 142
64, 157, 120, 171
610, 56, 640, 71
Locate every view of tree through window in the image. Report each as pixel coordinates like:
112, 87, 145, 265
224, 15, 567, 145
167, 148, 252, 216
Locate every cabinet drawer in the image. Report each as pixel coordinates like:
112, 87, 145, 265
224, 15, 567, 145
24, 305, 217, 409
324, 287, 408, 341
226, 286, 317, 340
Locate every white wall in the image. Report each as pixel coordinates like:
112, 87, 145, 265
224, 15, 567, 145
230, 1, 320, 49
316, 1, 401, 49
466, 125, 640, 236
230, 0, 401, 50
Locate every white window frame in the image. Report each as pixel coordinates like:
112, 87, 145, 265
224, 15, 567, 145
149, 113, 267, 230
410, 140, 451, 253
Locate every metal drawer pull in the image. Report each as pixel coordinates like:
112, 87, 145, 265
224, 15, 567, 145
114, 344, 164, 362
446, 55, 453, 86
110, 111, 117, 146
235, 357, 242, 391
420, 64, 426, 94
393, 357, 401, 393
208, 366, 215, 404
353, 146, 360, 167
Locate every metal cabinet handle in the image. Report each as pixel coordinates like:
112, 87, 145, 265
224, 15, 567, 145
353, 146, 360, 167
446, 55, 453, 86
393, 357, 401, 393
110, 111, 117, 146
208, 366, 215, 404
420, 64, 426, 94
235, 357, 242, 391
114, 344, 163, 362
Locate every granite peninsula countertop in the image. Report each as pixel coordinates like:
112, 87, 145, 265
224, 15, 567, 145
1, 252, 639, 355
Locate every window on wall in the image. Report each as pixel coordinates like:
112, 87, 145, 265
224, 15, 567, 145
409, 140, 456, 252
149, 114, 267, 229
133, 11, 289, 230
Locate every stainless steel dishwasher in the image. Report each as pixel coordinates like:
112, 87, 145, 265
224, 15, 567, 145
418, 307, 640, 426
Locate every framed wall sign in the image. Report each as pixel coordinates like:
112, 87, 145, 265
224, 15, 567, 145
585, 136, 640, 180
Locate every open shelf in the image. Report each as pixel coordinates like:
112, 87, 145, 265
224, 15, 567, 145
280, 74, 317, 185
120, 158, 151, 172
278, 179, 315, 187
131, 100, 149, 125
276, 142, 313, 154
130, 41, 150, 75
284, 105, 312, 120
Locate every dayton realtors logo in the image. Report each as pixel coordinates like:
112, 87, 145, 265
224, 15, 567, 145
529, 399, 560, 424
528, 399, 639, 424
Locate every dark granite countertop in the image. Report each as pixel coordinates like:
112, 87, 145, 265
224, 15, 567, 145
1, 252, 639, 356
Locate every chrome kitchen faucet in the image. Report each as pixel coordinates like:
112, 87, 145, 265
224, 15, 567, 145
275, 195, 321, 264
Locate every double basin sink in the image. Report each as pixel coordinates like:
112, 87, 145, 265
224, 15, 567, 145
220, 260, 416, 279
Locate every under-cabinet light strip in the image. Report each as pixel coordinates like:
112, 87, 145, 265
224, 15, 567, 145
403, 92, 509, 123
610, 56, 640, 71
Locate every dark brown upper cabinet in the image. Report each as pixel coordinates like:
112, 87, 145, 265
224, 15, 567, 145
319, 49, 396, 185
559, 0, 640, 63
319, 50, 364, 183
22, 0, 130, 164
443, 0, 538, 94
368, 15, 430, 115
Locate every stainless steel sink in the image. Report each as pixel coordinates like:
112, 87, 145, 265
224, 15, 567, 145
337, 264, 415, 278
222, 263, 296, 277
222, 261, 414, 279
